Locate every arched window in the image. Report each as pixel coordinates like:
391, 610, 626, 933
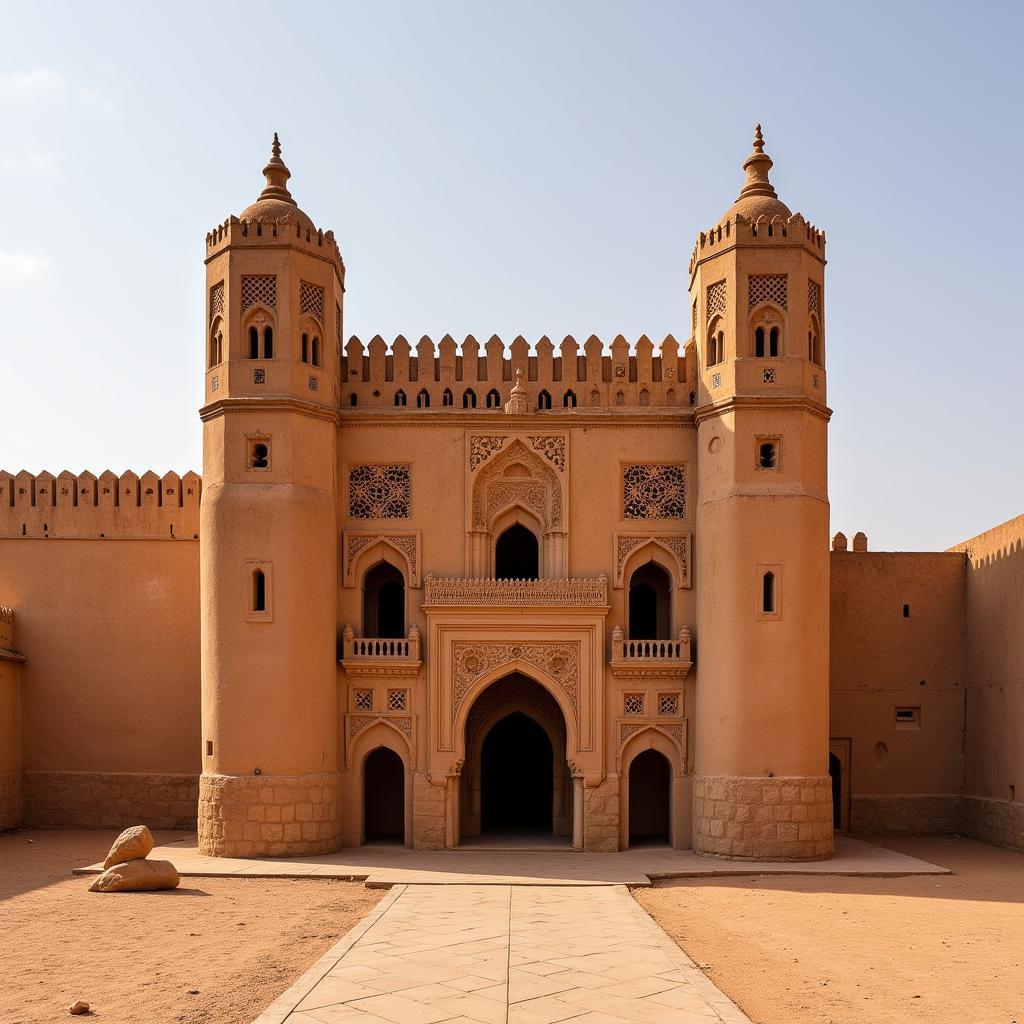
755, 326, 765, 358
394, 389, 407, 407
442, 388, 454, 407
494, 524, 539, 580
263, 326, 274, 359
252, 569, 267, 613
809, 315, 822, 365
249, 326, 259, 360
563, 389, 577, 408
312, 336, 320, 367
615, 390, 625, 406
362, 562, 405, 638
769, 326, 780, 357
717, 330, 725, 362
416, 389, 430, 409
537, 389, 552, 410
349, 393, 358, 407
301, 332, 309, 363
762, 571, 776, 614
639, 389, 650, 407
707, 319, 724, 366
463, 388, 477, 409
628, 561, 671, 640
209, 329, 223, 368
486, 389, 501, 409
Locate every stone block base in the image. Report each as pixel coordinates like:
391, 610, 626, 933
0, 768, 21, 829
198, 771, 341, 857
584, 777, 620, 852
850, 794, 961, 837
412, 773, 446, 850
23, 771, 198, 829
693, 773, 833, 860
962, 794, 1024, 852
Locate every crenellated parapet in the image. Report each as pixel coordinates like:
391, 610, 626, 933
0, 470, 201, 540
204, 215, 345, 277
341, 334, 696, 411
688, 212, 826, 279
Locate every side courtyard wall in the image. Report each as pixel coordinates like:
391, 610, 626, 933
950, 515, 1024, 851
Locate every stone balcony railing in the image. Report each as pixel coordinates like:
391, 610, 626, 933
423, 575, 609, 608
340, 625, 422, 677
610, 625, 693, 679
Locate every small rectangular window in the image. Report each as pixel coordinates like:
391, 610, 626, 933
903, 604, 910, 618
247, 436, 271, 470
895, 706, 920, 729
206, 740, 213, 757
244, 561, 273, 621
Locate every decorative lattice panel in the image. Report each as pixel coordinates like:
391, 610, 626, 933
624, 694, 645, 716
808, 280, 821, 315
241, 275, 277, 311
748, 274, 787, 310
763, 368, 776, 384
300, 280, 325, 322
659, 694, 679, 716
387, 689, 408, 712
623, 464, 686, 520
348, 465, 411, 519
354, 689, 373, 711
210, 281, 224, 322
253, 367, 266, 385
308, 375, 319, 391
706, 280, 726, 321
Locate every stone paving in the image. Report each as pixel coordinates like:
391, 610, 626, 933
254, 883, 754, 1024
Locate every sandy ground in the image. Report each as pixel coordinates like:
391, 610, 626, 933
635, 836, 1024, 1024
1, 830, 383, 1024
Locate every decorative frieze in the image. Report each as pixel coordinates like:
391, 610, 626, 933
424, 576, 607, 607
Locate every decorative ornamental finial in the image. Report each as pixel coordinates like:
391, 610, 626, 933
753, 123, 765, 154
735, 122, 778, 203
257, 132, 296, 207
504, 367, 528, 415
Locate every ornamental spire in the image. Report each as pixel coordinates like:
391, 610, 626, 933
258, 132, 296, 206
735, 123, 779, 203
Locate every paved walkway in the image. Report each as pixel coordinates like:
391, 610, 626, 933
76, 834, 949, 886
255, 883, 754, 1024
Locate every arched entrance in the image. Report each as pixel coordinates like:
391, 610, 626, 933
363, 747, 404, 843
460, 674, 572, 845
628, 749, 670, 845
362, 562, 405, 638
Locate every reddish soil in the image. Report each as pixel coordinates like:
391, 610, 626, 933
1, 830, 382, 1024
635, 837, 1024, 1024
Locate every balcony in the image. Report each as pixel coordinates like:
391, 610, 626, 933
610, 625, 693, 679
423, 575, 609, 608
340, 625, 422, 678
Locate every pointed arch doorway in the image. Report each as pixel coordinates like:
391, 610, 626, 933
460, 673, 573, 847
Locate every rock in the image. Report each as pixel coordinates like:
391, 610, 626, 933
89, 859, 179, 893
103, 825, 154, 869
68, 1001, 90, 1015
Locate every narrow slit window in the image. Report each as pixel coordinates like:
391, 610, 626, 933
311, 336, 320, 366
537, 389, 552, 410
486, 388, 501, 409
349, 393, 358, 407
442, 388, 454, 407
252, 569, 267, 613
249, 326, 259, 359
769, 326, 779, 357
903, 603, 910, 618
762, 571, 775, 614
301, 333, 309, 363
417, 388, 430, 408
755, 326, 765, 358
463, 389, 477, 408
263, 326, 274, 359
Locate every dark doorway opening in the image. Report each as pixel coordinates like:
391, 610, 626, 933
363, 747, 404, 843
494, 524, 539, 580
628, 562, 671, 639
829, 751, 842, 829
628, 749, 670, 845
362, 562, 405, 638
481, 711, 552, 832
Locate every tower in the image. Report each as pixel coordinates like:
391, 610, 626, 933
198, 136, 345, 856
691, 127, 833, 859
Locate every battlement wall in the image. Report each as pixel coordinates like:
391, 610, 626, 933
205, 215, 345, 274
0, 470, 201, 540
341, 334, 697, 410
689, 212, 826, 276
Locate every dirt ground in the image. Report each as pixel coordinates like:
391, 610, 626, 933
1, 830, 383, 1024
635, 836, 1024, 1024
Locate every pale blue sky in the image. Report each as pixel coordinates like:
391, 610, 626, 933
1, 1, 1021, 551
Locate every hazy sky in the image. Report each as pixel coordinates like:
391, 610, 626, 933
2, 1, 1021, 551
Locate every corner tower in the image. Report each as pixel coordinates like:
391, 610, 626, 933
691, 127, 832, 859
199, 136, 345, 856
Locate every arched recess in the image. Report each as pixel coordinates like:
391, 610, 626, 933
628, 561, 672, 640
362, 560, 405, 638
749, 303, 787, 358
243, 306, 276, 360
345, 721, 413, 848
299, 313, 322, 366
468, 439, 566, 577
346, 536, 418, 592
617, 537, 686, 592
618, 726, 684, 850
494, 520, 540, 580
208, 315, 224, 368
458, 673, 573, 843
706, 315, 724, 367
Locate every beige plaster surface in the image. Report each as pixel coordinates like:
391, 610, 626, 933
75, 832, 949, 887
252, 882, 756, 1024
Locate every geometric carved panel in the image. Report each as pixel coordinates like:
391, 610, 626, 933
749, 273, 788, 310
348, 464, 411, 519
622, 465, 686, 520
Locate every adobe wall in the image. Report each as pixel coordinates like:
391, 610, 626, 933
0, 471, 201, 829
950, 515, 1024, 851
0, 607, 25, 828
829, 549, 966, 836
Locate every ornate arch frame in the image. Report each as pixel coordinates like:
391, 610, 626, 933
613, 533, 691, 590
749, 301, 788, 359
343, 530, 421, 589
347, 720, 414, 848
617, 725, 684, 850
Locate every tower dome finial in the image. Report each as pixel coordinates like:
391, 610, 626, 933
258, 132, 295, 206
718, 122, 792, 223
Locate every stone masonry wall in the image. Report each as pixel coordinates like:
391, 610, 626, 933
961, 795, 1024, 852
23, 771, 198, 829
850, 794, 961, 837
198, 771, 340, 857
693, 774, 833, 860
584, 777, 620, 852
412, 773, 446, 850
0, 768, 21, 829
